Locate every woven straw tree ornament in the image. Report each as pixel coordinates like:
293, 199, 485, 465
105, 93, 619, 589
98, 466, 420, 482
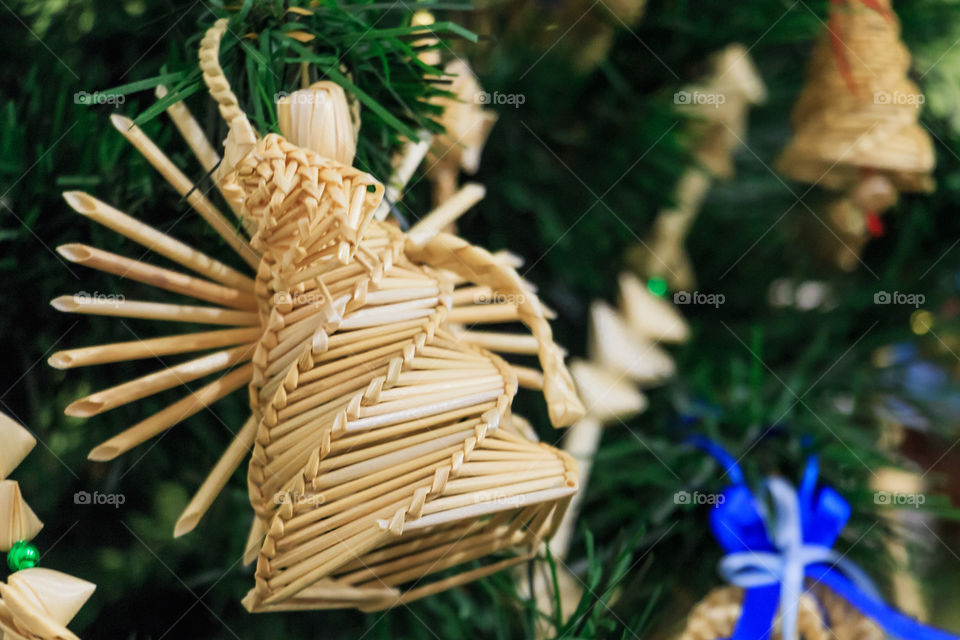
0, 413, 95, 640
554, 272, 687, 554
412, 11, 497, 209
777, 0, 934, 247
632, 44, 766, 291
521, 274, 688, 636
49, 18, 585, 612
366, 10, 494, 227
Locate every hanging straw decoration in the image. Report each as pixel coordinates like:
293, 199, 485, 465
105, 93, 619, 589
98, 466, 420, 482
423, 58, 497, 207
371, 10, 496, 231
554, 272, 686, 558
412, 10, 498, 210
0, 414, 41, 554
50, 17, 584, 612
777, 0, 934, 268
679, 441, 958, 640
680, 585, 882, 640
521, 273, 687, 635
0, 568, 97, 640
0, 413, 95, 640
632, 44, 766, 291
778, 0, 933, 194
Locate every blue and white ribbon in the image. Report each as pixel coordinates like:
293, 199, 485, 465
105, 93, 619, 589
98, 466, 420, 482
691, 438, 959, 640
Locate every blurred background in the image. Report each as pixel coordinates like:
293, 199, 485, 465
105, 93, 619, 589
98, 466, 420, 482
3, 0, 960, 638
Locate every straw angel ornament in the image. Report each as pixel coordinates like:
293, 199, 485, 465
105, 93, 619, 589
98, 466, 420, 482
49, 18, 584, 612
777, 0, 934, 268
0, 413, 96, 640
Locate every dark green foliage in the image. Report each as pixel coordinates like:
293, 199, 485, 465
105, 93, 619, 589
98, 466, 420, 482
108, 0, 475, 180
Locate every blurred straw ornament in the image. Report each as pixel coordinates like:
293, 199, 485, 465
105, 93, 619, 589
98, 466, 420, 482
688, 44, 768, 180
527, 273, 686, 634
0, 483, 42, 552
870, 467, 930, 622
679, 585, 882, 640
778, 0, 933, 194
373, 11, 494, 224
411, 9, 441, 67
0, 413, 35, 481
49, 17, 584, 612
413, 11, 497, 212
589, 300, 675, 384
0, 414, 42, 553
0, 411, 94, 639
0, 568, 96, 640
632, 44, 766, 290
618, 272, 690, 343
424, 59, 498, 206
777, 0, 934, 266
822, 196, 872, 271
568, 361, 648, 424
555, 277, 681, 558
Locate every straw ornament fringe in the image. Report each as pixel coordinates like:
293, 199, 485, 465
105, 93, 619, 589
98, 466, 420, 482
632, 44, 766, 291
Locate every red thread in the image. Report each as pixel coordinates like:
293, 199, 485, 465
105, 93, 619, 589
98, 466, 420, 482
865, 211, 885, 237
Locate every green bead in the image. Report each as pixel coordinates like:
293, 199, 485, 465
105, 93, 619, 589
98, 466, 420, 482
7, 540, 40, 572
647, 276, 668, 298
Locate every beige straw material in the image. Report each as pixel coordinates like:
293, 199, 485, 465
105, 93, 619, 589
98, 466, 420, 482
824, 196, 871, 271
425, 60, 498, 189
109, 114, 260, 269
634, 43, 765, 291
777, 0, 934, 192
0, 408, 95, 639
223, 134, 581, 609
277, 82, 359, 167
407, 234, 585, 427
0, 568, 96, 640
61, 191, 253, 291
688, 44, 767, 179
46, 15, 584, 613
0, 413, 35, 481
678, 585, 882, 640
238, 218, 580, 609
156, 84, 220, 172
0, 480, 43, 551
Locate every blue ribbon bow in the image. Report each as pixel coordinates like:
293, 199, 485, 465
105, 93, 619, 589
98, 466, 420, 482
692, 438, 958, 640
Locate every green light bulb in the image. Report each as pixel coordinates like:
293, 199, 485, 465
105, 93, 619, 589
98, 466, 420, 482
7, 539, 40, 572
648, 276, 668, 298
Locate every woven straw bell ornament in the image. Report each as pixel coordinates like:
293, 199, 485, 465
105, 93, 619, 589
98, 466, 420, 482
777, 0, 934, 204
